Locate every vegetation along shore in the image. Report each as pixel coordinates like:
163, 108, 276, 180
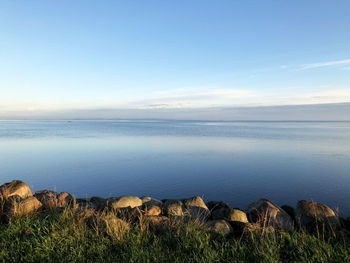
1, 180, 350, 262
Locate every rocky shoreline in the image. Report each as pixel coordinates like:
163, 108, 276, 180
0, 180, 348, 236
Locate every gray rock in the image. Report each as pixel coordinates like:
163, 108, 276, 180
247, 198, 294, 232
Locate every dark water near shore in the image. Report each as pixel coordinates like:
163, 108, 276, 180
1, 120, 350, 214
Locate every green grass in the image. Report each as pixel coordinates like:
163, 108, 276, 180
0, 208, 349, 263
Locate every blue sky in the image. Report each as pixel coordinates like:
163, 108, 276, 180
0, 1, 350, 118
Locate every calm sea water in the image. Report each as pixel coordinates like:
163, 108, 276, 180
1, 120, 350, 214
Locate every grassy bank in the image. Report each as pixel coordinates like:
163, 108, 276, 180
0, 208, 349, 263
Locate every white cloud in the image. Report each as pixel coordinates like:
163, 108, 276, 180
132, 87, 258, 109
300, 59, 350, 70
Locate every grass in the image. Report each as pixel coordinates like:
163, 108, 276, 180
0, 207, 350, 263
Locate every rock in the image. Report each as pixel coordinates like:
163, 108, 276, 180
281, 205, 296, 221
163, 200, 185, 219
107, 196, 142, 210
57, 192, 73, 207
90, 196, 106, 210
227, 209, 248, 223
207, 201, 231, 211
141, 197, 162, 207
212, 207, 248, 223
296, 200, 340, 229
141, 197, 162, 216
183, 196, 210, 221
247, 198, 294, 232
0, 180, 32, 199
34, 190, 72, 208
34, 190, 57, 208
163, 197, 210, 221
206, 220, 233, 235
145, 206, 162, 216
141, 196, 152, 203
5, 196, 42, 218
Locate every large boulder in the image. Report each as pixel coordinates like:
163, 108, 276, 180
4, 196, 42, 218
296, 200, 340, 229
0, 180, 32, 200
247, 198, 294, 232
108, 196, 142, 210
206, 219, 233, 235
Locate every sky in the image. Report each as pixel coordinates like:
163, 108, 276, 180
1, 1, 350, 119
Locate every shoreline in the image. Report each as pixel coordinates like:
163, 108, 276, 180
1, 180, 348, 231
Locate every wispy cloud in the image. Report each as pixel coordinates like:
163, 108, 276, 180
132, 87, 258, 108
300, 59, 350, 70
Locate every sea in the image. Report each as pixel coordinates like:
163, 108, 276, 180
1, 120, 350, 215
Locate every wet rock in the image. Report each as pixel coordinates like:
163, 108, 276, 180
0, 180, 32, 200
247, 198, 294, 232
296, 200, 340, 230
206, 219, 233, 235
